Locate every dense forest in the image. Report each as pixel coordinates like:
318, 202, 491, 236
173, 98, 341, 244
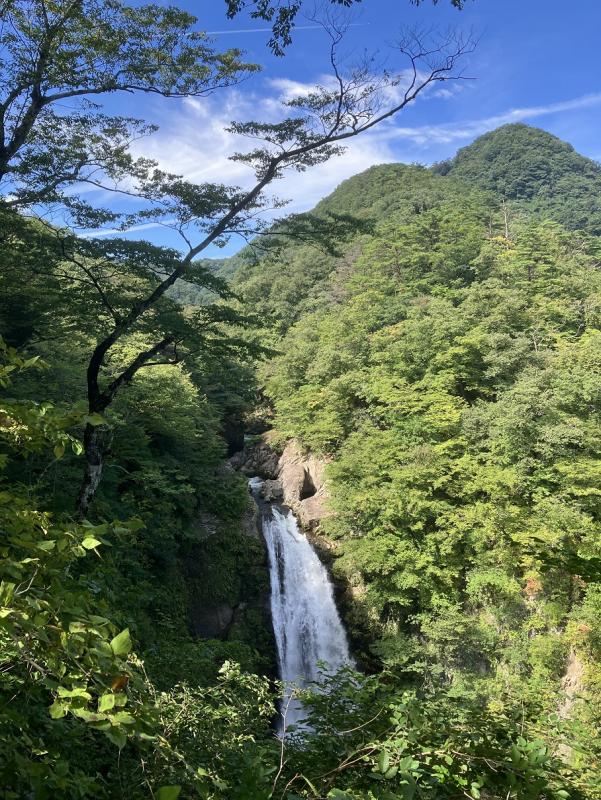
1, 1, 600, 798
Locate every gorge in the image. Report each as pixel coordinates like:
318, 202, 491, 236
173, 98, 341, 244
3, 122, 601, 798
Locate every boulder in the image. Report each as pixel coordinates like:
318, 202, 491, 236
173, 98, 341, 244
261, 479, 283, 502
298, 493, 330, 529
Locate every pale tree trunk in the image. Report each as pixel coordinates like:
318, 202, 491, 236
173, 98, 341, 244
76, 422, 105, 519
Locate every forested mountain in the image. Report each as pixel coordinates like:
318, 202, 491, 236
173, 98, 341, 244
434, 123, 601, 233
229, 123, 601, 796
228, 164, 493, 337
2, 115, 601, 797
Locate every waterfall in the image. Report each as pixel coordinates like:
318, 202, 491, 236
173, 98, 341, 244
250, 477, 352, 732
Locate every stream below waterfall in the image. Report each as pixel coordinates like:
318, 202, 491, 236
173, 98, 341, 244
249, 477, 352, 732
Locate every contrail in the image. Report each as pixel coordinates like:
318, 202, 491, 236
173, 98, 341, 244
206, 23, 368, 35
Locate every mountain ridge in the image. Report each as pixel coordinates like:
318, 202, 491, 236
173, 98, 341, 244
198, 124, 601, 316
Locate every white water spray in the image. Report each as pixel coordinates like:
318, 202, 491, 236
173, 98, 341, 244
250, 478, 352, 731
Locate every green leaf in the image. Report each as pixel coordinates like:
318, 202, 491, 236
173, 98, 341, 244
82, 536, 102, 550
111, 711, 135, 725
98, 694, 116, 713
0, 581, 15, 605
57, 686, 91, 700
378, 751, 390, 773
85, 413, 105, 426
105, 728, 127, 749
49, 700, 68, 719
155, 788, 181, 800
53, 443, 65, 459
110, 628, 132, 657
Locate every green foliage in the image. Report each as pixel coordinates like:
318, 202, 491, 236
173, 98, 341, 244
0, 343, 149, 795
252, 141, 601, 796
435, 123, 601, 233
5, 102, 601, 799
0, 0, 255, 213
226, 0, 467, 55
281, 669, 583, 800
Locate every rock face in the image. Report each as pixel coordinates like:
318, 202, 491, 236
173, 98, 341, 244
239, 495, 262, 539
185, 490, 274, 660
231, 434, 331, 530
278, 440, 331, 529
229, 438, 279, 478
190, 602, 234, 638
261, 478, 283, 502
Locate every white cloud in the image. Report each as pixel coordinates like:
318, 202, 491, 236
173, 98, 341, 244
126, 85, 601, 234
131, 82, 401, 217
385, 92, 601, 146
130, 71, 464, 220
79, 220, 177, 238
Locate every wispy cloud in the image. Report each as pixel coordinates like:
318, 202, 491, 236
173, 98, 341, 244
97, 85, 601, 245
131, 83, 401, 217
79, 220, 176, 238
386, 92, 601, 146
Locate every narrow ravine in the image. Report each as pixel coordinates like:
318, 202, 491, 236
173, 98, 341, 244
249, 477, 352, 732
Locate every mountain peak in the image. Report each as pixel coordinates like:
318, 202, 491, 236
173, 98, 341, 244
433, 124, 601, 232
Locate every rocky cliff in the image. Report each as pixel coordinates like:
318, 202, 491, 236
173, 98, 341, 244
231, 434, 331, 530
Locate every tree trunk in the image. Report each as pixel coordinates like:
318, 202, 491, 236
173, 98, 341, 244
76, 422, 104, 519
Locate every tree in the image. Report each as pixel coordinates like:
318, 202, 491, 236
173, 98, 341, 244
0, 0, 255, 215
225, 0, 469, 55
0, 1, 474, 518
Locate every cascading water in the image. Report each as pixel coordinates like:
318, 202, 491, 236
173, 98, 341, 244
250, 477, 352, 732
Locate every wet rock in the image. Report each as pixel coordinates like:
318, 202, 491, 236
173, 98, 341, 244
261, 479, 283, 502
240, 497, 261, 539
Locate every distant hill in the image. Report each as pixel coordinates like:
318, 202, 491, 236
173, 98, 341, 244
434, 123, 601, 233
227, 163, 492, 334
186, 124, 601, 318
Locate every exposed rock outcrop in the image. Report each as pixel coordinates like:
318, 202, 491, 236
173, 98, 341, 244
277, 440, 331, 529
240, 495, 262, 539
558, 648, 585, 720
556, 648, 585, 761
229, 436, 280, 478
231, 434, 332, 530
261, 478, 283, 502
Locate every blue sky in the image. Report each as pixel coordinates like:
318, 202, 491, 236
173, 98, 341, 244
85, 0, 601, 254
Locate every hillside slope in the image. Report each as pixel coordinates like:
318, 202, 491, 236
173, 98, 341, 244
231, 163, 494, 337
435, 123, 601, 233
256, 125, 601, 793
